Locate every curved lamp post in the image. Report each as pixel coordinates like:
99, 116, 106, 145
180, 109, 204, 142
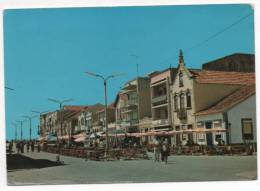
23, 115, 37, 141
47, 98, 73, 141
85, 71, 123, 157
31, 110, 49, 135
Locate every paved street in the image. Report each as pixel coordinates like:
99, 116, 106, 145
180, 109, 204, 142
7, 151, 257, 185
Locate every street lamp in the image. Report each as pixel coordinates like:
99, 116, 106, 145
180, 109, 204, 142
23, 115, 37, 141
12, 122, 18, 141
15, 120, 26, 140
31, 110, 49, 135
85, 71, 123, 157
47, 98, 73, 141
5, 86, 14, 91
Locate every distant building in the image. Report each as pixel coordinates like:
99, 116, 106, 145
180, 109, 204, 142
149, 68, 177, 134
115, 77, 151, 133
202, 53, 255, 72
40, 111, 59, 136
76, 103, 104, 133
96, 104, 116, 135
39, 105, 88, 140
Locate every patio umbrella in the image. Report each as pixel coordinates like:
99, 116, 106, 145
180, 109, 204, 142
38, 136, 47, 141
74, 136, 86, 142
73, 132, 86, 139
211, 127, 227, 132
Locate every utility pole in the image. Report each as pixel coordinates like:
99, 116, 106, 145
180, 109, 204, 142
48, 98, 73, 143
131, 54, 140, 135
85, 71, 123, 158
15, 120, 25, 140
12, 122, 17, 141
31, 110, 49, 136
23, 115, 37, 141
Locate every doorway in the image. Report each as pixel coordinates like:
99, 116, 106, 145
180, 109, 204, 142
205, 121, 213, 146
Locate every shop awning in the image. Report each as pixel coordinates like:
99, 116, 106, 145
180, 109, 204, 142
47, 134, 57, 141
38, 136, 47, 141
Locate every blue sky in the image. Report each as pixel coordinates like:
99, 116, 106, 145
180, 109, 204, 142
4, 4, 254, 140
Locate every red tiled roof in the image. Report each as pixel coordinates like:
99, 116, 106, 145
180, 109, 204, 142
84, 103, 104, 112
196, 85, 255, 116
189, 70, 255, 85
98, 105, 115, 113
63, 105, 88, 111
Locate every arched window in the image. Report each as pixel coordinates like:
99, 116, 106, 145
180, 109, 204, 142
186, 89, 192, 108
179, 72, 184, 87
174, 93, 178, 111
180, 92, 185, 109
81, 118, 85, 126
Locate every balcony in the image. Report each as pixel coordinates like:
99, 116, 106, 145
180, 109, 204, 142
127, 99, 138, 107
117, 119, 139, 127
177, 108, 187, 120
152, 95, 167, 104
152, 119, 169, 126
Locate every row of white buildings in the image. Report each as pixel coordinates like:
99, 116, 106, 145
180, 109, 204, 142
40, 51, 256, 147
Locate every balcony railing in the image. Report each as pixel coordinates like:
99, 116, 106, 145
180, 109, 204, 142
152, 95, 167, 104
127, 99, 138, 106
177, 108, 187, 120
152, 119, 169, 126
116, 119, 139, 127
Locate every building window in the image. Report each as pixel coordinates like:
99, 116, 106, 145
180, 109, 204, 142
181, 125, 187, 130
213, 120, 222, 128
186, 89, 191, 108
81, 118, 85, 126
174, 93, 178, 111
180, 92, 185, 109
188, 124, 193, 129
241, 119, 253, 140
179, 72, 184, 87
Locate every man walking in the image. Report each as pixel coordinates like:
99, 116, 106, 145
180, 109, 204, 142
162, 139, 170, 164
31, 141, 35, 152
26, 141, 30, 152
21, 141, 25, 153
37, 142, 41, 152
153, 138, 160, 162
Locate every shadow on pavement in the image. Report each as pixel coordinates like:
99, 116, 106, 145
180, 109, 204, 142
7, 154, 65, 171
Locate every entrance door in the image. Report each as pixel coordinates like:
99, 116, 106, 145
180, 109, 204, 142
187, 125, 193, 145
205, 121, 213, 146
175, 126, 181, 146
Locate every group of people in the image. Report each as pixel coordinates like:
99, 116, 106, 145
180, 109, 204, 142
15, 140, 41, 153
153, 138, 170, 164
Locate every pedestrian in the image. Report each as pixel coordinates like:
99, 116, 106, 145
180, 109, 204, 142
21, 141, 24, 153
16, 141, 20, 153
8, 140, 13, 153
37, 142, 41, 152
26, 141, 30, 152
162, 139, 169, 164
31, 141, 35, 152
154, 138, 160, 162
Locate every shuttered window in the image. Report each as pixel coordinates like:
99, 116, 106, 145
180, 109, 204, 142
241, 119, 253, 140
